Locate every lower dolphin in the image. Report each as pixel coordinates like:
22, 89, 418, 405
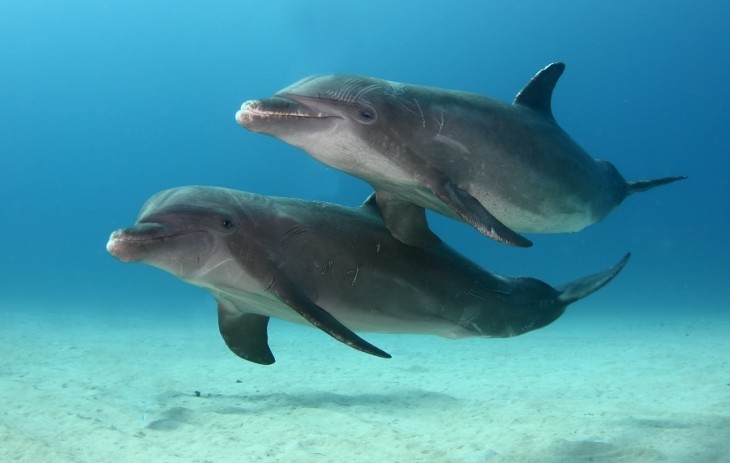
107, 186, 629, 365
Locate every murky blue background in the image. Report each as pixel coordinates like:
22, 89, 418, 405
1, 0, 727, 322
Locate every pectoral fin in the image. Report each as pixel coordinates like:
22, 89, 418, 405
557, 253, 631, 304
374, 190, 441, 247
268, 276, 391, 359
433, 182, 532, 247
217, 299, 275, 365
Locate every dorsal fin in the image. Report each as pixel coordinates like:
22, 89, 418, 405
513, 62, 565, 123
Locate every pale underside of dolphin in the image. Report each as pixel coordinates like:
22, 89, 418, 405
107, 186, 629, 365
236, 62, 685, 248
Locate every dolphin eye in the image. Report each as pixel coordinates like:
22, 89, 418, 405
221, 218, 235, 229
355, 105, 377, 124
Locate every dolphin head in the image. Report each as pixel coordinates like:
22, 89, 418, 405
107, 187, 253, 285
236, 75, 410, 178
238, 75, 386, 132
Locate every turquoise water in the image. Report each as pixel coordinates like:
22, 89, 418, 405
2, 1, 726, 314
1, 1, 728, 461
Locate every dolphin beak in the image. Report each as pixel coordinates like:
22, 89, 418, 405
106, 223, 194, 263
107, 229, 143, 262
235, 97, 338, 132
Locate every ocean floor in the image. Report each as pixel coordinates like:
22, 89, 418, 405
1, 305, 728, 463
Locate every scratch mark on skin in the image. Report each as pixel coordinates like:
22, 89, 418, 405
434, 134, 470, 155
458, 306, 483, 334
194, 257, 234, 279
326, 79, 381, 105
228, 189, 257, 226
520, 320, 536, 333
413, 98, 426, 128
321, 259, 333, 275
397, 99, 419, 117
282, 225, 310, 244
435, 111, 445, 134
350, 266, 360, 286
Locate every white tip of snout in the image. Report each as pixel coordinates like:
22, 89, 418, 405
106, 230, 130, 261
235, 100, 260, 127
235, 108, 247, 126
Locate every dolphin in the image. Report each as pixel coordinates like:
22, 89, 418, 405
107, 186, 629, 365
236, 62, 685, 248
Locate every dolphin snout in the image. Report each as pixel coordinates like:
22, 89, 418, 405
106, 224, 166, 262
235, 100, 261, 127
106, 230, 137, 262
235, 97, 336, 135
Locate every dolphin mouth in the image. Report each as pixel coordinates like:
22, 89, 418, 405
235, 97, 339, 129
106, 225, 203, 262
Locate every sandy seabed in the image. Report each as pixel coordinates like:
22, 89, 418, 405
1, 306, 728, 463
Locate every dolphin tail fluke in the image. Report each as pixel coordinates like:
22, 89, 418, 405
626, 175, 687, 195
556, 253, 631, 305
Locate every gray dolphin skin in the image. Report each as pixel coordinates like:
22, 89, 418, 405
107, 186, 629, 365
235, 62, 685, 248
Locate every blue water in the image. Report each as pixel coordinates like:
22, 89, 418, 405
1, 2, 727, 330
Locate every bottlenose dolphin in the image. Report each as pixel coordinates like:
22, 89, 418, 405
107, 186, 629, 365
236, 62, 685, 248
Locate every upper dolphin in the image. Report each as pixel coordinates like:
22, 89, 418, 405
107, 186, 629, 365
236, 63, 685, 248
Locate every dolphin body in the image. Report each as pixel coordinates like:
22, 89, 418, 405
236, 63, 685, 248
107, 186, 629, 365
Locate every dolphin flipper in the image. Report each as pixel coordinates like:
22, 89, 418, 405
432, 182, 533, 247
556, 253, 631, 304
217, 299, 275, 365
268, 276, 392, 359
373, 190, 441, 247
